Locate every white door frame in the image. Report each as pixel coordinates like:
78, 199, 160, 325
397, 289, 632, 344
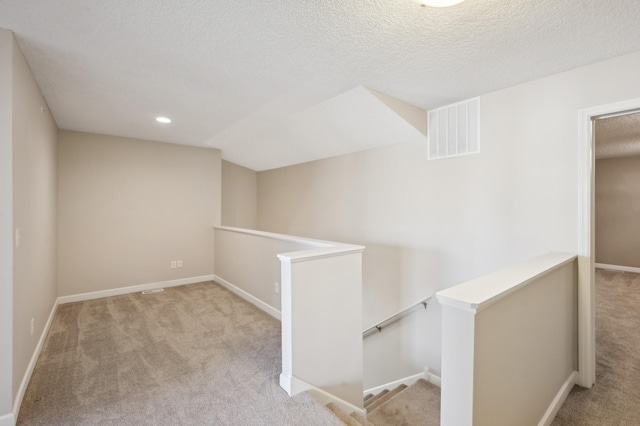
577, 97, 640, 388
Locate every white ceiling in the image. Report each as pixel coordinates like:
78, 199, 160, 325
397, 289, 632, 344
3, 0, 640, 170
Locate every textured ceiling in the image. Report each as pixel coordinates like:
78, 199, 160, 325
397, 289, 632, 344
3, 0, 640, 170
595, 113, 640, 160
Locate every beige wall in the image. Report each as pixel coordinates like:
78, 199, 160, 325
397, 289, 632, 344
257, 136, 496, 384
595, 155, 640, 268
214, 227, 309, 314
0, 29, 14, 419
222, 160, 257, 229
473, 261, 577, 425
11, 33, 59, 407
58, 130, 221, 296
257, 50, 640, 381
0, 29, 59, 419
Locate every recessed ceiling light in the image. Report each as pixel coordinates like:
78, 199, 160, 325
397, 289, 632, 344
156, 116, 171, 123
420, 0, 465, 7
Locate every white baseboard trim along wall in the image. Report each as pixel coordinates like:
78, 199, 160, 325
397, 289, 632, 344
12, 297, 59, 422
364, 368, 441, 396
0, 412, 16, 426
538, 371, 577, 426
57, 275, 215, 304
13, 274, 215, 422
213, 274, 281, 320
595, 263, 640, 274
425, 367, 442, 388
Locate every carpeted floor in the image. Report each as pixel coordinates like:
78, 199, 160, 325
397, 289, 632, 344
17, 281, 342, 425
552, 268, 640, 425
21, 269, 636, 425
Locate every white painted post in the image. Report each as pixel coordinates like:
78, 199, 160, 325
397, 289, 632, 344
279, 246, 364, 411
439, 305, 476, 426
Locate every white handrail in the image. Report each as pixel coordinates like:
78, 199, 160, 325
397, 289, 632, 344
362, 296, 431, 338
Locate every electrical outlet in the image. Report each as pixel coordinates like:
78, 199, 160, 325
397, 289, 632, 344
177, 260, 183, 268
171, 261, 177, 269
274, 282, 280, 294
30, 318, 34, 336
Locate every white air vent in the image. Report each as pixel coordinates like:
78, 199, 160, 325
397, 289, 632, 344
428, 97, 480, 160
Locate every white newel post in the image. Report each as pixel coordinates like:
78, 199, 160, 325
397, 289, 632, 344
438, 303, 476, 426
279, 246, 364, 410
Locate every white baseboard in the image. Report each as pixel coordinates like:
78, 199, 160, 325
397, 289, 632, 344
595, 263, 640, 274
280, 373, 365, 416
424, 367, 442, 387
0, 412, 15, 426
213, 275, 281, 320
538, 370, 577, 426
57, 275, 215, 304
364, 370, 436, 396
12, 298, 60, 419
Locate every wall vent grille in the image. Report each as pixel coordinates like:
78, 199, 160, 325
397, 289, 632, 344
428, 97, 480, 160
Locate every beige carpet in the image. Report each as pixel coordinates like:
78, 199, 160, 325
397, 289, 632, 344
552, 269, 640, 425
17, 281, 343, 425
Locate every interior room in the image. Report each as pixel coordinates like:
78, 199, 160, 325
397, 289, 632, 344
3, 1, 640, 425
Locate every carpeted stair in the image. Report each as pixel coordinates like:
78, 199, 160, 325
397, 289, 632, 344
323, 378, 441, 425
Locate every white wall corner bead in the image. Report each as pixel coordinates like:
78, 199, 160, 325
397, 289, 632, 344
428, 97, 480, 160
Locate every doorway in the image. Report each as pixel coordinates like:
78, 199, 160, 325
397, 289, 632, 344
594, 112, 640, 271
578, 98, 640, 388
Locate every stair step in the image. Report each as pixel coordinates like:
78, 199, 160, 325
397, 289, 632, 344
326, 402, 362, 426
367, 378, 441, 426
350, 411, 375, 426
363, 393, 374, 402
364, 389, 389, 409
366, 384, 408, 413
